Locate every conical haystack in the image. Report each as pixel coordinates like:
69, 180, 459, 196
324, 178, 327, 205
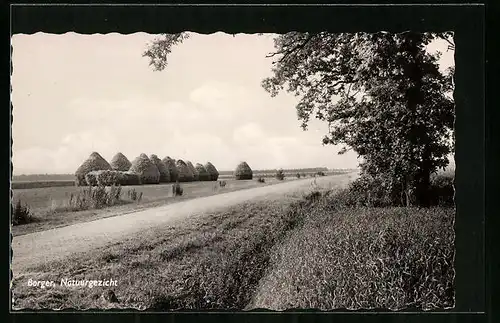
75, 152, 112, 186
175, 159, 194, 182
186, 161, 199, 181
129, 153, 160, 184
162, 156, 179, 182
110, 152, 132, 171
195, 163, 211, 181
150, 154, 171, 183
234, 161, 253, 180
205, 162, 219, 181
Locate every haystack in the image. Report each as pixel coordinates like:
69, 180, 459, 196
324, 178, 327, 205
119, 171, 141, 186
175, 159, 194, 182
129, 153, 160, 184
75, 152, 112, 186
195, 163, 211, 181
205, 162, 219, 181
110, 152, 132, 171
234, 161, 253, 180
186, 161, 199, 181
162, 156, 179, 182
150, 154, 171, 183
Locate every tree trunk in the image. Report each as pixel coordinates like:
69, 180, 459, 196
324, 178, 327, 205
416, 163, 432, 207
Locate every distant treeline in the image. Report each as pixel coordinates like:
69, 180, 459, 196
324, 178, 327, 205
12, 168, 356, 188
218, 167, 330, 176
12, 174, 75, 182
12, 180, 76, 190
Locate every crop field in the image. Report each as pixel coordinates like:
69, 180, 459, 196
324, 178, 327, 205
12, 180, 76, 190
11, 177, 301, 236
11, 168, 352, 189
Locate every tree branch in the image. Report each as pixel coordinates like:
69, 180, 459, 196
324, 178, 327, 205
437, 33, 455, 50
265, 33, 317, 62
279, 34, 316, 63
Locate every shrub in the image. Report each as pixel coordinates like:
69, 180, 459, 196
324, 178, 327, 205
296, 173, 301, 179
175, 159, 194, 182
234, 161, 253, 180
86, 170, 125, 186
195, 163, 211, 181
150, 154, 171, 183
119, 171, 142, 186
108, 185, 123, 202
50, 185, 144, 213
205, 162, 219, 181
12, 200, 32, 226
75, 152, 112, 186
85, 172, 98, 186
129, 153, 160, 184
162, 157, 179, 182
257, 177, 266, 183
336, 171, 455, 208
429, 173, 455, 207
338, 175, 395, 207
96, 170, 122, 186
276, 169, 285, 181
186, 161, 199, 181
64, 185, 123, 211
316, 171, 326, 177
127, 188, 143, 202
172, 182, 183, 196
110, 152, 132, 171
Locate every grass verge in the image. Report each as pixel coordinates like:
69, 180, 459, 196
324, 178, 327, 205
12, 196, 310, 310
12, 182, 455, 311
11, 178, 291, 237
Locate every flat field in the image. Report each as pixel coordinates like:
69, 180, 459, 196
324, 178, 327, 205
11, 169, 350, 189
12, 185, 454, 311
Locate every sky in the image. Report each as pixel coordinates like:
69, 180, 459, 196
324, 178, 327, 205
11, 32, 454, 175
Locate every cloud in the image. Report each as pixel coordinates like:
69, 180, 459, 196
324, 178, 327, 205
189, 81, 252, 119
13, 129, 118, 174
232, 122, 265, 146
11, 33, 372, 174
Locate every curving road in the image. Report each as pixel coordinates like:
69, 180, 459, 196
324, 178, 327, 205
11, 173, 357, 276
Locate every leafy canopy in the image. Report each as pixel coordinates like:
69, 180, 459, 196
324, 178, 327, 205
143, 32, 455, 206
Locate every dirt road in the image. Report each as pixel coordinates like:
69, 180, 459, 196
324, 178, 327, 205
11, 173, 357, 275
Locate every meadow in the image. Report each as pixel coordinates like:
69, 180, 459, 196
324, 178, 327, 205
11, 177, 298, 236
11, 169, 348, 189
12, 179, 454, 311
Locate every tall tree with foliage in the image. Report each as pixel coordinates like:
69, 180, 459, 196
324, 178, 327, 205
143, 32, 455, 206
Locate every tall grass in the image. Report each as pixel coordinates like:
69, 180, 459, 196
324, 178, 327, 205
50, 185, 143, 213
11, 200, 33, 226
249, 191, 455, 311
12, 174, 455, 310
147, 199, 309, 310
12, 199, 308, 310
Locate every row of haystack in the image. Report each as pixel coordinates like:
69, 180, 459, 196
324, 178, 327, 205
75, 152, 220, 186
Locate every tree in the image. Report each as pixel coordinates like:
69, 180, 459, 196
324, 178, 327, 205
261, 32, 454, 206
143, 32, 455, 207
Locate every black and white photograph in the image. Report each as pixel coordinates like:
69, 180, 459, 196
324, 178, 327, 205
10, 13, 459, 311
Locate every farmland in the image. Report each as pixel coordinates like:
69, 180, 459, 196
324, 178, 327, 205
11, 168, 352, 189
11, 172, 454, 311
11, 176, 304, 237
